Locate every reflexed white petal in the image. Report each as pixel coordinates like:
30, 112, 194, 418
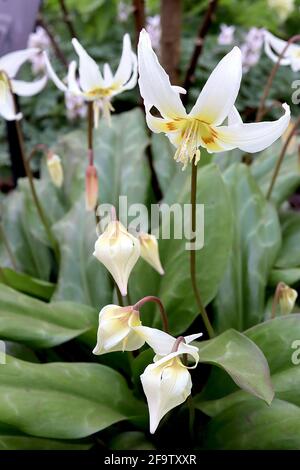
141, 354, 192, 433
103, 63, 114, 86
218, 103, 290, 153
185, 333, 203, 344
114, 52, 138, 94
172, 85, 186, 94
43, 52, 67, 92
0, 48, 40, 78
67, 61, 82, 95
11, 75, 47, 97
228, 106, 243, 125
264, 38, 291, 65
189, 47, 242, 125
138, 29, 186, 119
0, 81, 22, 121
134, 326, 175, 355
291, 57, 300, 72
134, 326, 200, 365
114, 34, 135, 86
264, 31, 298, 65
72, 38, 104, 92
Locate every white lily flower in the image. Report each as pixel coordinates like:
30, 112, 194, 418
264, 31, 300, 72
137, 327, 202, 433
0, 48, 47, 121
93, 304, 145, 354
44, 34, 137, 126
138, 232, 164, 275
93, 220, 140, 296
47, 153, 63, 188
138, 30, 290, 169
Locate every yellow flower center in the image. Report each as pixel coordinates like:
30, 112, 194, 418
173, 119, 219, 169
85, 84, 119, 99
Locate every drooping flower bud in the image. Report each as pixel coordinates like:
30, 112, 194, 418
279, 283, 298, 315
93, 220, 140, 296
47, 153, 63, 188
138, 232, 164, 275
93, 304, 145, 354
85, 164, 98, 211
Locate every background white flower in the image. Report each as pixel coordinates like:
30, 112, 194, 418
218, 24, 235, 46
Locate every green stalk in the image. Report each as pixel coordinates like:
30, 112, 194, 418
15, 120, 60, 263
190, 163, 214, 338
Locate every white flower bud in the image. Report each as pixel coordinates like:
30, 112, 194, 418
279, 284, 298, 315
47, 153, 63, 187
93, 221, 140, 296
139, 232, 164, 275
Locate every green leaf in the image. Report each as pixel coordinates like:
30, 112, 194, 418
0, 423, 92, 450
0, 267, 55, 301
195, 329, 273, 406
204, 398, 300, 450
214, 163, 281, 333
201, 316, 300, 449
0, 284, 97, 348
18, 177, 66, 248
269, 267, 300, 287
0, 356, 146, 439
52, 197, 112, 308
151, 134, 183, 195
198, 314, 300, 406
197, 315, 300, 411
274, 211, 300, 269
251, 141, 300, 206
130, 163, 233, 334
0, 191, 52, 281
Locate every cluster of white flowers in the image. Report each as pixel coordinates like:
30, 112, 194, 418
267, 0, 295, 22
240, 27, 265, 73
93, 217, 201, 433
146, 15, 161, 52
217, 24, 235, 46
27, 26, 51, 75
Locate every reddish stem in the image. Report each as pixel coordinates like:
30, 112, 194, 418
133, 296, 169, 332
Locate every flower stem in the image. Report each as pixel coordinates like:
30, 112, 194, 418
15, 120, 60, 263
256, 34, 300, 122
190, 163, 214, 338
87, 102, 94, 160
171, 335, 185, 352
266, 116, 300, 200
133, 295, 169, 332
116, 284, 124, 307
